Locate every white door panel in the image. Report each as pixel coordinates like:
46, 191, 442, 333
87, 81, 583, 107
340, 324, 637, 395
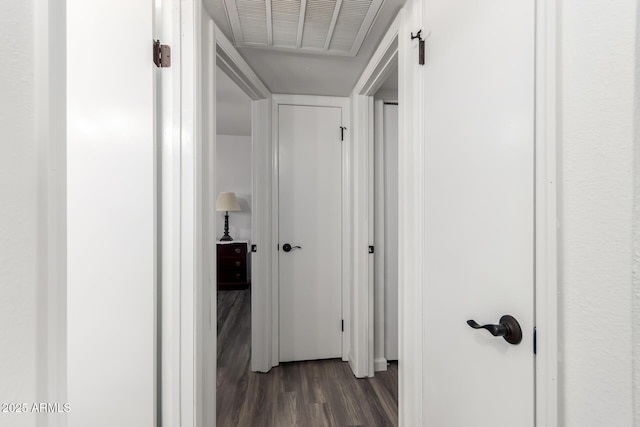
422, 0, 535, 425
67, 0, 156, 425
279, 104, 343, 362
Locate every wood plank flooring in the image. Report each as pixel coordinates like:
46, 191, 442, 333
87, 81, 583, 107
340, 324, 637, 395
217, 289, 398, 427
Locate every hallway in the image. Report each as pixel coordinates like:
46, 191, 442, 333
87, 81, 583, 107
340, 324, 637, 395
217, 290, 398, 426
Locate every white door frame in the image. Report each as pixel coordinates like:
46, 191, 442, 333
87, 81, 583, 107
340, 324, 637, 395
353, 0, 558, 424
351, 14, 399, 379
372, 97, 398, 372
270, 94, 352, 366
214, 18, 274, 375
172, 3, 271, 426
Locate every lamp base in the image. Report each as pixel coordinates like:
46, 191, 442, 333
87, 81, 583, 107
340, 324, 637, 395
220, 211, 233, 241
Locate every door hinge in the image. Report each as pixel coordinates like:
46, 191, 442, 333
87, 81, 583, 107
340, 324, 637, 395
341, 319, 344, 332
251, 244, 257, 253
410, 30, 425, 66
153, 40, 171, 68
533, 327, 537, 355
340, 126, 347, 141
368, 245, 375, 254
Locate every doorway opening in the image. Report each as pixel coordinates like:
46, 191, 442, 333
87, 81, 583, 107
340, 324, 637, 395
214, 65, 254, 424
206, 9, 402, 425
192, 4, 406, 424
372, 67, 399, 375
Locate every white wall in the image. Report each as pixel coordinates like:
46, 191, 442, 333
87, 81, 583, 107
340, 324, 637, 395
560, 1, 638, 425
216, 135, 252, 241
216, 68, 252, 136
0, 2, 38, 426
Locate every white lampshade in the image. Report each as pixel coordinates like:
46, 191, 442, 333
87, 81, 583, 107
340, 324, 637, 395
216, 192, 241, 212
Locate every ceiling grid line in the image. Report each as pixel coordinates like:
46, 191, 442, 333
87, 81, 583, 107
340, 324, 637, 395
324, 0, 343, 50
348, 0, 384, 55
296, 0, 308, 48
265, 0, 273, 45
223, 0, 244, 45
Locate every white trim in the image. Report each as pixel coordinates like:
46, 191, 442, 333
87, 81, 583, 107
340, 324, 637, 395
397, 2, 424, 423
353, 15, 399, 95
251, 98, 274, 373
265, 0, 273, 46
175, 6, 273, 426
215, 27, 270, 100
534, 0, 559, 425
222, 0, 244, 45
161, 0, 183, 425
35, 1, 67, 424
348, 0, 385, 56
351, 14, 399, 379
341, 100, 353, 365
367, 96, 375, 377
374, 357, 388, 372
296, 0, 307, 48
178, 2, 200, 425
270, 97, 280, 366
271, 94, 352, 366
324, 0, 343, 50
373, 99, 387, 372
200, 15, 217, 427
349, 93, 372, 378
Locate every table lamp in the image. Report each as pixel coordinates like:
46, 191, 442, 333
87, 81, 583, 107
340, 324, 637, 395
216, 192, 241, 241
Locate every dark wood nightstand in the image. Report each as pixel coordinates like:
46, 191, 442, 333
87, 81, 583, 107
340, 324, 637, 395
217, 241, 250, 290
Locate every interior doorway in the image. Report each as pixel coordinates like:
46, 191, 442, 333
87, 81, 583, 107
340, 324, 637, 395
372, 67, 399, 372
183, 5, 404, 426
172, 0, 556, 424
210, 20, 401, 427
214, 65, 254, 424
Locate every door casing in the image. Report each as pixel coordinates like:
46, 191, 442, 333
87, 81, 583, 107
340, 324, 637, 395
172, 0, 558, 424
271, 94, 352, 366
170, 5, 271, 426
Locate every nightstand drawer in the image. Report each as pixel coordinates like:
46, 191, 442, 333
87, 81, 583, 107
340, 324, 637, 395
218, 257, 245, 268
218, 268, 246, 283
217, 244, 246, 257
216, 241, 250, 290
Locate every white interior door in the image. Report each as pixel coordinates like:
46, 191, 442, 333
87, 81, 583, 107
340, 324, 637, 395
278, 104, 343, 362
421, 0, 535, 425
67, 0, 157, 424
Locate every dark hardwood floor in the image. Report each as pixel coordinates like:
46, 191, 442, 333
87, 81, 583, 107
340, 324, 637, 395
217, 289, 398, 427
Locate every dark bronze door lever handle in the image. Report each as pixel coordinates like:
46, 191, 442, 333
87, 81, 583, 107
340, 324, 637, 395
467, 315, 522, 345
282, 243, 302, 252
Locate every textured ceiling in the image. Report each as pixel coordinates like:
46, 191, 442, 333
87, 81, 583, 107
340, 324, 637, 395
205, 0, 404, 96
224, 0, 383, 56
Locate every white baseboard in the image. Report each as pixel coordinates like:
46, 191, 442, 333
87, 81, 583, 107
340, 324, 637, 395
374, 357, 388, 372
